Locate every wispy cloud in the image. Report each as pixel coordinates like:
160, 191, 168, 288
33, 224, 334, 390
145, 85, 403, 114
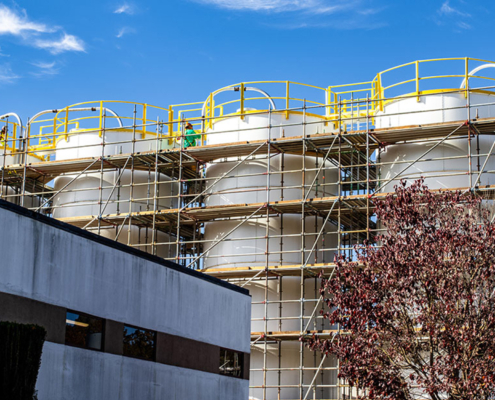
34, 33, 85, 55
456, 21, 471, 30
114, 3, 135, 15
116, 26, 136, 38
439, 1, 470, 17
436, 1, 472, 31
192, 0, 383, 29
31, 61, 59, 77
0, 5, 85, 55
192, 0, 347, 13
0, 4, 52, 36
0, 64, 20, 84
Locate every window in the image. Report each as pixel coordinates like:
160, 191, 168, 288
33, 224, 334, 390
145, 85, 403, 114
123, 325, 156, 361
65, 310, 104, 350
219, 348, 243, 378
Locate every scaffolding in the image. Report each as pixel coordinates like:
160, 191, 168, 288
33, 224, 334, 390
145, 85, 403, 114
2, 57, 495, 400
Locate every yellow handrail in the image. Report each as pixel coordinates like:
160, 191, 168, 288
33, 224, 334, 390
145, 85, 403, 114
16, 57, 495, 159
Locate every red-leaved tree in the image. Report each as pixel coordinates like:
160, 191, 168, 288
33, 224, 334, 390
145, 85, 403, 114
307, 179, 495, 400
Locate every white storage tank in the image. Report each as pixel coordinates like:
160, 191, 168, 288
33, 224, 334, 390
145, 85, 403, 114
0, 131, 42, 208
376, 91, 495, 191
203, 110, 338, 400
52, 128, 178, 258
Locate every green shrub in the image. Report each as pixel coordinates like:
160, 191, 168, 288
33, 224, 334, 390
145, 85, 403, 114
0, 321, 46, 400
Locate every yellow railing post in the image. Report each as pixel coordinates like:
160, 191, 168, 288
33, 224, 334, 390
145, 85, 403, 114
12, 123, 16, 152
416, 60, 420, 102
326, 87, 331, 117
168, 106, 173, 136
142, 104, 147, 138
208, 92, 214, 129
27, 123, 31, 151
211, 96, 215, 126
285, 81, 290, 119
52, 114, 57, 143
64, 106, 69, 141
99, 101, 103, 138
378, 73, 384, 112
465, 57, 469, 98
240, 83, 245, 121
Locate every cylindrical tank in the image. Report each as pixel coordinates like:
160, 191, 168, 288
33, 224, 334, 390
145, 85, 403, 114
0, 148, 42, 208
52, 128, 178, 258
204, 111, 338, 399
250, 343, 338, 400
376, 91, 495, 191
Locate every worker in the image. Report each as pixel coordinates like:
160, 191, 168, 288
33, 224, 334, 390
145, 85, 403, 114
178, 122, 202, 149
0, 126, 6, 150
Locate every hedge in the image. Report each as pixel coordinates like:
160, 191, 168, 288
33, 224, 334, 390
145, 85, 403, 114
0, 321, 46, 400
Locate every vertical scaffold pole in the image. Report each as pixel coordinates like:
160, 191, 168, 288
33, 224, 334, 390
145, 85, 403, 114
127, 105, 137, 247
299, 99, 307, 400
152, 117, 160, 256
98, 109, 107, 236
176, 119, 185, 265
366, 94, 370, 241
262, 104, 272, 400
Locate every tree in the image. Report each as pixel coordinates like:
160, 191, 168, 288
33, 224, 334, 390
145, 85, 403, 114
306, 180, 495, 400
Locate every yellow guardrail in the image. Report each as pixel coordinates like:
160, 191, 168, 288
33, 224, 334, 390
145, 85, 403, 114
5, 57, 495, 160
329, 57, 495, 115
0, 120, 22, 154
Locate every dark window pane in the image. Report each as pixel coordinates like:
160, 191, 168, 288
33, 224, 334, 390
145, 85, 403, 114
65, 311, 104, 350
219, 348, 243, 378
123, 325, 156, 361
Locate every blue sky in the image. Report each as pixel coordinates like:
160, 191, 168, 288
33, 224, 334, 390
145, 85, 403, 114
0, 0, 494, 120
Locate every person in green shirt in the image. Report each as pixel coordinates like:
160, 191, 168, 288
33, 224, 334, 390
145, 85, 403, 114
181, 122, 202, 148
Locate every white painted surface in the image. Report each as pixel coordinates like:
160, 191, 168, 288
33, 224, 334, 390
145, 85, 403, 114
207, 111, 329, 145
0, 206, 251, 354
377, 92, 495, 191
379, 136, 495, 191
375, 92, 495, 128
37, 342, 248, 400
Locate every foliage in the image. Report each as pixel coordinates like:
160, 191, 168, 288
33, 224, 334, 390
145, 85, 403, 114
306, 180, 495, 400
0, 321, 46, 400
123, 327, 155, 360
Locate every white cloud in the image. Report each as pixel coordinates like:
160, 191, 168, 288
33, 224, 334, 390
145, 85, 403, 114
34, 33, 85, 55
31, 61, 59, 76
0, 5, 86, 56
114, 3, 135, 15
192, 0, 345, 12
116, 26, 136, 38
456, 21, 471, 30
439, 1, 470, 17
0, 4, 52, 36
0, 64, 20, 84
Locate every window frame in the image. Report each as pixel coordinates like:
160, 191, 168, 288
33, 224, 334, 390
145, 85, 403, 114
122, 323, 157, 362
65, 309, 105, 352
219, 347, 244, 379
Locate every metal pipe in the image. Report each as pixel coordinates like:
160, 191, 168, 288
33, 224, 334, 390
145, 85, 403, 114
201, 86, 277, 118
28, 107, 123, 128
460, 63, 495, 89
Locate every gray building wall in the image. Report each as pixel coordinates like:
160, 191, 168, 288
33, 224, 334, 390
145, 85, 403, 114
37, 343, 246, 400
0, 201, 251, 399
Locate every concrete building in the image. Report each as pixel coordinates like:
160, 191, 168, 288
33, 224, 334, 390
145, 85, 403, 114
0, 199, 251, 400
